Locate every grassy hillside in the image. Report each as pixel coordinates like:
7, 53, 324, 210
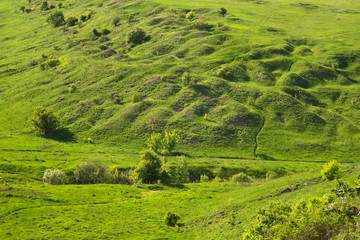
1, 0, 360, 239
1, 0, 360, 160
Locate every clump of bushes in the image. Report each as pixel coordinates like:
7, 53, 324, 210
40, 58, 60, 70
46, 11, 65, 27
68, 83, 77, 93
43, 169, 67, 185
163, 211, 180, 227
66, 17, 78, 27
75, 160, 112, 184
230, 172, 253, 183
321, 160, 341, 180
128, 28, 147, 45
30, 107, 60, 135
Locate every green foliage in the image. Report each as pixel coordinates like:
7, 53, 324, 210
192, 21, 213, 31
163, 211, 180, 227
200, 174, 209, 182
331, 180, 360, 198
321, 160, 341, 180
112, 16, 120, 26
147, 132, 163, 154
218, 7, 227, 17
131, 93, 143, 103
74, 160, 112, 184
128, 28, 147, 45
40, 58, 60, 70
93, 28, 102, 37
132, 149, 162, 184
243, 194, 360, 239
68, 83, 77, 93
20, 6, 25, 13
112, 167, 133, 184
80, 15, 87, 22
66, 17, 78, 27
163, 130, 180, 154
101, 28, 111, 35
212, 176, 225, 182
46, 11, 65, 27
230, 172, 253, 183
173, 156, 189, 183
58, 3, 62, 8
30, 107, 60, 135
181, 72, 193, 86
43, 169, 67, 185
186, 10, 196, 21
40, 1, 49, 11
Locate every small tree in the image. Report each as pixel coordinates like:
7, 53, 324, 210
132, 149, 162, 184
147, 132, 163, 154
218, 7, 227, 17
30, 107, 60, 135
66, 17, 78, 27
46, 11, 65, 27
40, 1, 49, 11
321, 160, 341, 180
174, 156, 189, 183
163, 211, 180, 227
43, 169, 67, 185
186, 10, 196, 21
163, 130, 180, 155
128, 28, 146, 45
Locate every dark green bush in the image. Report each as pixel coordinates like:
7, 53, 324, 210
112, 16, 120, 26
40, 1, 49, 11
163, 211, 180, 227
80, 15, 87, 22
218, 7, 227, 17
102, 28, 111, 35
128, 28, 147, 45
20, 6, 25, 12
46, 11, 65, 27
58, 3, 62, 8
192, 21, 213, 31
93, 28, 102, 37
30, 107, 60, 135
66, 17, 78, 27
75, 160, 112, 184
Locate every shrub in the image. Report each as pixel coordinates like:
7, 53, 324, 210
80, 15, 87, 22
58, 3, 62, 8
218, 7, 227, 17
200, 174, 209, 182
163, 211, 180, 227
181, 72, 193, 86
93, 28, 102, 37
40, 1, 49, 11
163, 130, 179, 154
20, 6, 25, 13
112, 16, 120, 26
132, 149, 162, 184
131, 93, 143, 103
321, 160, 341, 180
147, 132, 163, 154
43, 169, 67, 185
68, 83, 77, 93
230, 172, 253, 183
46, 11, 65, 27
66, 17, 78, 27
40, 58, 60, 70
98, 35, 110, 43
30, 107, 60, 135
112, 167, 133, 184
101, 28, 111, 35
192, 21, 213, 31
186, 10, 195, 21
75, 160, 112, 184
212, 176, 225, 182
128, 28, 146, 45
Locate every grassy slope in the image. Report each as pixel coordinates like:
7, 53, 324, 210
0, 0, 360, 160
1, 0, 360, 239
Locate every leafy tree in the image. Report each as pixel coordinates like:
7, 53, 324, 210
128, 28, 146, 45
75, 160, 112, 184
147, 132, 163, 154
30, 107, 60, 135
46, 11, 65, 27
132, 149, 162, 183
163, 211, 180, 227
174, 156, 189, 183
66, 17, 78, 27
163, 130, 180, 154
321, 160, 341, 180
186, 10, 196, 21
218, 7, 227, 17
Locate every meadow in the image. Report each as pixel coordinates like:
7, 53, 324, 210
1, 0, 360, 238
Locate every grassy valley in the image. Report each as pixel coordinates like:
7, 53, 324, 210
1, 0, 360, 238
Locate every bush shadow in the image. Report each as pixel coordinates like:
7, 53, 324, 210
45, 127, 75, 142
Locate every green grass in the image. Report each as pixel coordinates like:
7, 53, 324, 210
1, 0, 360, 238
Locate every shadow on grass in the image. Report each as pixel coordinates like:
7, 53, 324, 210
170, 152, 191, 157
45, 127, 75, 142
